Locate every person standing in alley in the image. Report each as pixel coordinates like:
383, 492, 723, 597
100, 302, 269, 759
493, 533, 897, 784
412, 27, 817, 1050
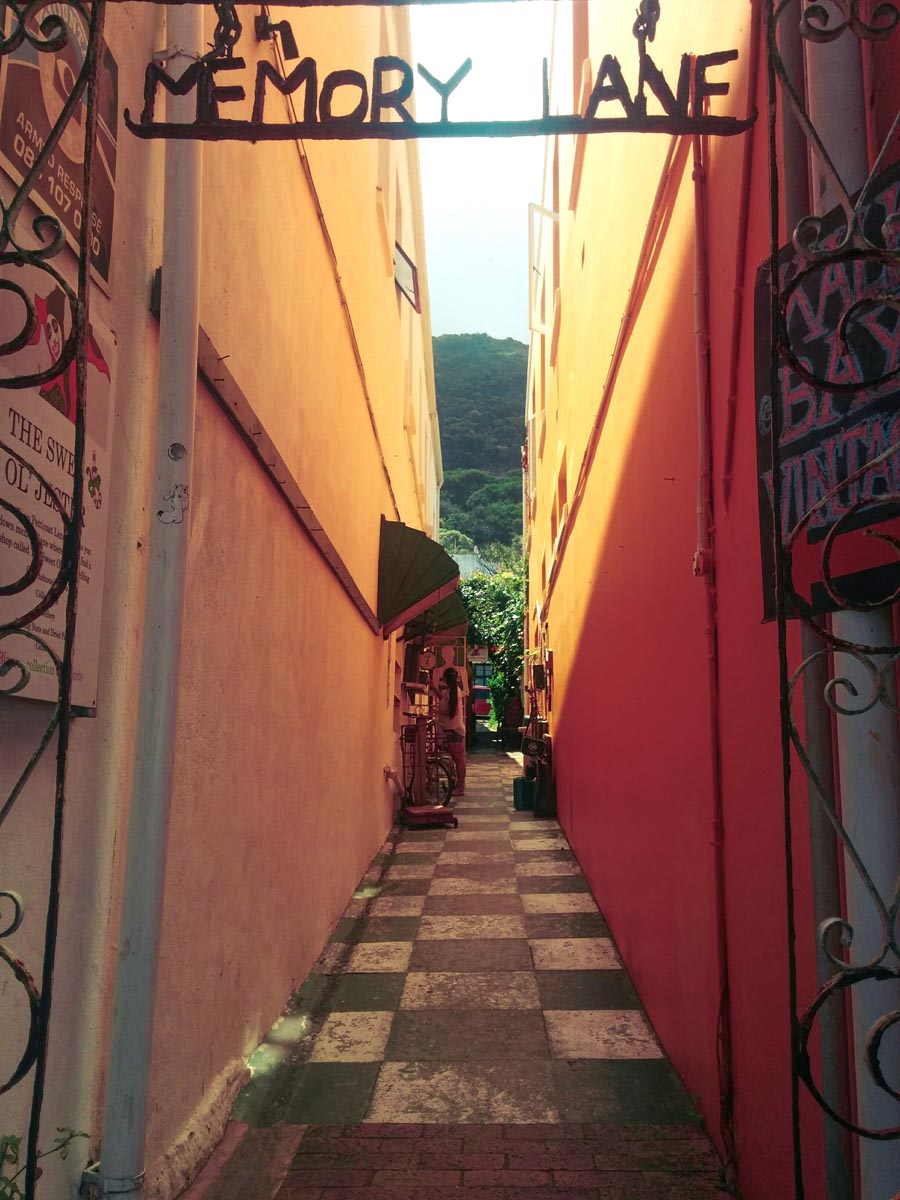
465, 679, 477, 752
435, 666, 466, 795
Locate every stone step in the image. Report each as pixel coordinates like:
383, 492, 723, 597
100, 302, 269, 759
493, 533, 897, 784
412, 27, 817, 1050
276, 1122, 729, 1198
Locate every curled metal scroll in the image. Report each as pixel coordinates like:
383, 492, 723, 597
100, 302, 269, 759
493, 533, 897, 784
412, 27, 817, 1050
0, 444, 73, 626
800, 0, 900, 43
0, 891, 41, 1100
779, 251, 900, 392
789, 651, 900, 967
797, 968, 900, 1139
772, 0, 900, 265
786, 642, 900, 1149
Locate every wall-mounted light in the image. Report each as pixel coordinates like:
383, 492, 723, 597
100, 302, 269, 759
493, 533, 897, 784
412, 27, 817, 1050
255, 10, 300, 61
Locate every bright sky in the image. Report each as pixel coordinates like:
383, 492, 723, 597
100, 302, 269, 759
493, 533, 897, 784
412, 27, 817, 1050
410, 2, 556, 343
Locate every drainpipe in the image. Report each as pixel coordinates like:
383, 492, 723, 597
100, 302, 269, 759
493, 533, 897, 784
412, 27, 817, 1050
777, 15, 855, 1200
804, 29, 900, 1200
691, 126, 737, 1183
87, 5, 203, 1196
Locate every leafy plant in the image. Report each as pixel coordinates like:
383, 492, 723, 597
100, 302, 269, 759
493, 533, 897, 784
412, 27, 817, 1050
459, 569, 525, 720
440, 468, 523, 549
0, 1129, 88, 1198
480, 537, 525, 574
438, 528, 475, 554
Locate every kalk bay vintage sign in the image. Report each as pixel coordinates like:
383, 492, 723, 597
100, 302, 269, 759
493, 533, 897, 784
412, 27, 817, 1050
755, 161, 900, 621
124, 2, 754, 142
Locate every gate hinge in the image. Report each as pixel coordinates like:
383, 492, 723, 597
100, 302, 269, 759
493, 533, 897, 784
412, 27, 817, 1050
81, 1165, 145, 1197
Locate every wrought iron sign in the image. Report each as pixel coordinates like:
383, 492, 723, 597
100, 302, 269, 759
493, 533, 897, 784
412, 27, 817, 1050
124, 0, 755, 142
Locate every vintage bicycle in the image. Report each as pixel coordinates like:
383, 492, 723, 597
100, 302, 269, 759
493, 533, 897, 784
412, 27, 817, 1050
398, 710, 458, 828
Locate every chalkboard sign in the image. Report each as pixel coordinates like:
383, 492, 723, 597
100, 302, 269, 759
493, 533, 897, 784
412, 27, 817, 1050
755, 161, 900, 621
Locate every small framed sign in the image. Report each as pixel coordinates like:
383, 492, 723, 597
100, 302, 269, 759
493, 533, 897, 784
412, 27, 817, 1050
394, 242, 421, 312
755, 161, 900, 619
0, 3, 119, 288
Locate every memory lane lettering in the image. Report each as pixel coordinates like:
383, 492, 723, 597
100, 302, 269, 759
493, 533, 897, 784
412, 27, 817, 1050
126, 46, 750, 141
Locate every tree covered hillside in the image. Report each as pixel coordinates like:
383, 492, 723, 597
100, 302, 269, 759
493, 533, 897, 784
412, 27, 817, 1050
434, 333, 527, 551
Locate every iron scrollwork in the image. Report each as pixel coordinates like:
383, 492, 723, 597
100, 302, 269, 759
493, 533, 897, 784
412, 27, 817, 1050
767, 0, 900, 1183
0, 0, 105, 1196
788, 641, 900, 1143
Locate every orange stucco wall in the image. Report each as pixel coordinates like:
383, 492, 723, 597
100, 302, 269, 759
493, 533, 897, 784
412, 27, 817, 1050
0, 4, 440, 1195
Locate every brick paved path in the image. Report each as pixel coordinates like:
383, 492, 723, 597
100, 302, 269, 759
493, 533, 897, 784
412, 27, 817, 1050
184, 751, 729, 1199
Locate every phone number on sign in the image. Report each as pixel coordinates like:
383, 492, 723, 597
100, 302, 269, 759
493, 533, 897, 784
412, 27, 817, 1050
11, 115, 104, 260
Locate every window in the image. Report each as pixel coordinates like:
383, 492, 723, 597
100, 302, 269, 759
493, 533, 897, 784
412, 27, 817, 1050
528, 203, 559, 335
394, 242, 421, 312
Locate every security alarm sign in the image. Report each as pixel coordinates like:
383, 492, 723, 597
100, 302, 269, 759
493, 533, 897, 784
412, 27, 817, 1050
0, 2, 119, 286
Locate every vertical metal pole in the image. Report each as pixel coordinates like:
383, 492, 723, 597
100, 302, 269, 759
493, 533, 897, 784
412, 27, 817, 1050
94, 5, 203, 1195
830, 613, 900, 1199
777, 12, 855, 1196
414, 713, 428, 805
799, 626, 856, 1197
805, 28, 900, 1200
800, 625, 856, 1190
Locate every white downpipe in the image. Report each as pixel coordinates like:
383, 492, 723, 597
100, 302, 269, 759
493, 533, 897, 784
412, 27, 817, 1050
94, 5, 203, 1196
805, 31, 900, 1200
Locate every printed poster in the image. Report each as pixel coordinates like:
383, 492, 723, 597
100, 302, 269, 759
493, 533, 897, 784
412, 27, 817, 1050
0, 3, 118, 287
0, 263, 115, 707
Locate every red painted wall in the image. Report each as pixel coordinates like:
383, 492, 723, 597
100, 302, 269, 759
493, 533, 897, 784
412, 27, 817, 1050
532, 16, 849, 1197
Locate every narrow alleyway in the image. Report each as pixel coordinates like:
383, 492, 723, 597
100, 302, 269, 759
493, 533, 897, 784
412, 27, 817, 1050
184, 751, 729, 1199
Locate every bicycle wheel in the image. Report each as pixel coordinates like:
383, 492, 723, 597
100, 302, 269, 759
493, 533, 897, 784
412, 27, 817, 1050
425, 760, 452, 804
438, 752, 458, 794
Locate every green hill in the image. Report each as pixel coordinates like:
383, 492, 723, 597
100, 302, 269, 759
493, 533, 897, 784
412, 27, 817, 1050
433, 334, 527, 551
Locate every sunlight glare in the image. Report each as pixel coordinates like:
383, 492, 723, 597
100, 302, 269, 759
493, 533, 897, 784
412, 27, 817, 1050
267, 1014, 313, 1045
411, 1, 556, 340
353, 885, 382, 899
411, 1, 556, 124
246, 1043, 288, 1077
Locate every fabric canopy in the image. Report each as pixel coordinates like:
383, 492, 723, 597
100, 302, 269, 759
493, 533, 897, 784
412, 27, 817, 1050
377, 518, 460, 638
403, 591, 469, 641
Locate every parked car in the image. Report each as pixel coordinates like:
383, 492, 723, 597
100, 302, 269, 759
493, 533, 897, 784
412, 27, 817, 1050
472, 685, 492, 718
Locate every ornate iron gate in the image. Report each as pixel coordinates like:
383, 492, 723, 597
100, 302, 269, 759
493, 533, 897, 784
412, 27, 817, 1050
0, 1, 106, 1197
766, 0, 900, 1194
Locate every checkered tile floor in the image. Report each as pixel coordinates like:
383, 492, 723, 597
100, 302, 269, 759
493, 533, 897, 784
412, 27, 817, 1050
186, 752, 728, 1199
